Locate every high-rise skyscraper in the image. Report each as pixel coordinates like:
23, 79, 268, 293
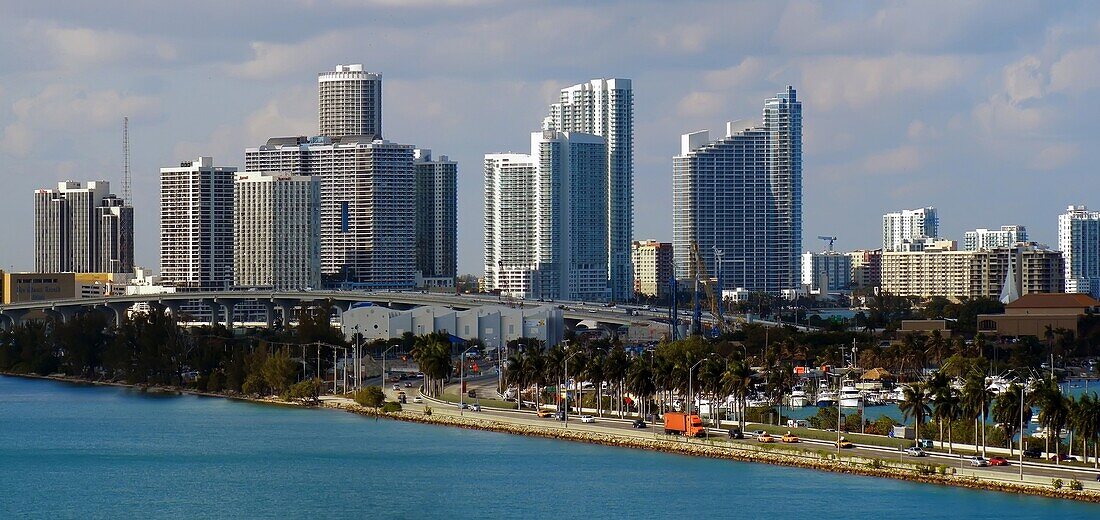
483, 131, 609, 301
318, 64, 382, 140
245, 136, 415, 289
34, 181, 133, 274
882, 207, 938, 251
233, 172, 321, 290
159, 157, 236, 291
414, 149, 458, 286
483, 154, 537, 297
1059, 205, 1100, 296
672, 86, 803, 295
543, 78, 633, 301
963, 225, 1027, 251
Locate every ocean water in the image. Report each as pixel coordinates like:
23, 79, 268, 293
1, 376, 1097, 519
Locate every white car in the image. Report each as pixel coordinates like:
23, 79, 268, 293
580, 415, 595, 423
413, 396, 423, 404
969, 456, 990, 467
904, 447, 926, 457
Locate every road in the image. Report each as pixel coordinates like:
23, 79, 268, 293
362, 381, 1100, 491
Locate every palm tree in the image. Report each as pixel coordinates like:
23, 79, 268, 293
925, 330, 948, 368
604, 346, 630, 418
932, 384, 962, 453
581, 349, 605, 416
411, 334, 450, 397
899, 383, 932, 443
992, 383, 1031, 455
722, 360, 755, 432
1035, 379, 1069, 464
960, 371, 993, 456
504, 351, 528, 408
625, 355, 656, 420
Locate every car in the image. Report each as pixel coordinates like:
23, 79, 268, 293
580, 415, 595, 423
459, 402, 469, 410
632, 419, 647, 429
537, 409, 554, 418
970, 456, 990, 467
988, 456, 1010, 466
727, 428, 744, 439
556, 411, 566, 421
470, 404, 481, 412
751, 429, 767, 437
781, 432, 800, 443
413, 396, 423, 404
404, 382, 412, 388
1023, 447, 1042, 458
835, 437, 854, 449
757, 433, 775, 443
904, 447, 926, 457
392, 384, 400, 391
1049, 454, 1078, 462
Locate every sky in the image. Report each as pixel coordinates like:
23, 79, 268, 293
0, 0, 1097, 275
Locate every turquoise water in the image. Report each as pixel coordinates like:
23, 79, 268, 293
1, 376, 1097, 519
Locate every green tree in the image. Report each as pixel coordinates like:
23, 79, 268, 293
354, 386, 385, 407
261, 350, 297, 395
286, 378, 322, 404
992, 383, 1031, 455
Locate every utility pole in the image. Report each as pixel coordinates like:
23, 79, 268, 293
713, 246, 724, 326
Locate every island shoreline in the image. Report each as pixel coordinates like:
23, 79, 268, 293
5, 371, 1100, 504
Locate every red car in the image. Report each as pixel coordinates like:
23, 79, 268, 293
988, 456, 1010, 466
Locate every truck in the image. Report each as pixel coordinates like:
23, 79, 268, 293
662, 412, 706, 437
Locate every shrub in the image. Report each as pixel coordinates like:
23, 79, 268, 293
354, 386, 386, 407
1069, 479, 1083, 491
381, 401, 402, 413
1052, 478, 1064, 490
423, 406, 432, 416
284, 378, 322, 404
868, 459, 885, 469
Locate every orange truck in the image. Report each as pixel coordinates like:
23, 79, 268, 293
663, 412, 707, 437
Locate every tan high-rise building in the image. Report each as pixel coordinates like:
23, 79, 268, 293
847, 249, 882, 290
632, 240, 673, 298
880, 244, 1063, 301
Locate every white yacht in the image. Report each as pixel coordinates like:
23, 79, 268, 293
816, 390, 837, 408
839, 380, 863, 408
787, 385, 810, 407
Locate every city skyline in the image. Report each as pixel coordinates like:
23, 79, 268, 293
1, 2, 1098, 275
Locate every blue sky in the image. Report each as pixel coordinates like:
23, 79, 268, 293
0, 0, 1097, 274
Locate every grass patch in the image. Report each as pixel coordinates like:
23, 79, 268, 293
436, 390, 518, 410
747, 423, 911, 450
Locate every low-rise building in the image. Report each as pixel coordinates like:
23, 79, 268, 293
848, 249, 882, 290
978, 293, 1099, 337
632, 240, 673, 299
341, 304, 564, 346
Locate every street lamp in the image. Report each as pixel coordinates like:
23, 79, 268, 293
353, 325, 361, 392
688, 354, 718, 419
564, 348, 580, 428
381, 345, 396, 397
459, 346, 476, 416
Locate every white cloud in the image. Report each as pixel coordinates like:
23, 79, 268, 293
1050, 45, 1100, 93
676, 91, 725, 118
0, 85, 159, 156
1003, 55, 1048, 104
800, 54, 966, 111
1029, 143, 1079, 170
173, 87, 315, 162
36, 24, 177, 69
701, 57, 771, 89
972, 94, 1049, 137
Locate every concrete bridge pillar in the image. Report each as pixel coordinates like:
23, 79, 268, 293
262, 300, 277, 328
0, 309, 28, 329
274, 299, 298, 326
218, 298, 241, 329
159, 300, 183, 321
47, 306, 79, 324
105, 302, 130, 327
204, 299, 220, 326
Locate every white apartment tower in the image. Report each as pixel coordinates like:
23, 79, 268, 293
543, 78, 633, 301
414, 149, 458, 284
483, 132, 609, 301
672, 86, 802, 295
963, 225, 1027, 251
34, 180, 133, 273
159, 157, 236, 290
882, 207, 938, 251
233, 172, 321, 290
245, 136, 415, 289
318, 64, 383, 140
1059, 205, 1100, 296
483, 154, 537, 297
801, 251, 852, 292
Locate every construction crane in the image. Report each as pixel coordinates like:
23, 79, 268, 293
817, 235, 837, 251
689, 242, 725, 337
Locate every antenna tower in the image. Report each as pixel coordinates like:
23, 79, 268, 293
122, 116, 132, 205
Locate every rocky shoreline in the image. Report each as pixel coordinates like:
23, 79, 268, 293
6, 372, 1100, 504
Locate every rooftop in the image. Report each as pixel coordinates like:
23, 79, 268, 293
1006, 293, 1100, 309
